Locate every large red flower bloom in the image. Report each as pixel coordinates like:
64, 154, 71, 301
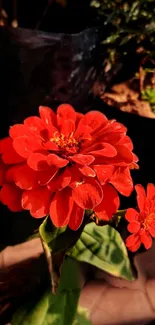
0, 104, 137, 230
125, 183, 155, 252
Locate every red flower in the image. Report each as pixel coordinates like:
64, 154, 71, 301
0, 104, 137, 230
125, 184, 155, 252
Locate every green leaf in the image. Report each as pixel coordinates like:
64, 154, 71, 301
39, 216, 87, 293
12, 257, 84, 325
12, 292, 49, 325
68, 223, 134, 281
39, 216, 66, 252
39, 216, 86, 254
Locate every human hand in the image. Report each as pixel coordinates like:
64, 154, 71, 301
79, 241, 155, 325
0, 239, 155, 325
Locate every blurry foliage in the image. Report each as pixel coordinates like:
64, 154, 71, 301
142, 87, 155, 112
90, 0, 155, 58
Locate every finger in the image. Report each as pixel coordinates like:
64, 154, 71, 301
0, 238, 43, 268
146, 279, 155, 313
79, 280, 155, 325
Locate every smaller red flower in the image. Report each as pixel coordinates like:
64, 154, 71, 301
125, 183, 155, 252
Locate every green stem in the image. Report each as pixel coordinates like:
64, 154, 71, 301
40, 237, 59, 294
114, 209, 127, 217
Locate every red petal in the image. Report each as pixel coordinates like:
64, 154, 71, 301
5, 166, 16, 183
133, 153, 139, 163
27, 153, 49, 171
94, 120, 126, 142
61, 120, 75, 136
110, 167, 133, 196
68, 165, 83, 189
2, 146, 25, 165
135, 184, 146, 212
0, 137, 25, 164
22, 187, 51, 218
50, 187, 74, 227
147, 183, 155, 200
127, 221, 140, 233
79, 166, 96, 177
13, 136, 42, 158
72, 179, 103, 209
98, 128, 125, 146
0, 183, 22, 212
93, 165, 114, 185
47, 154, 68, 168
117, 135, 133, 150
126, 234, 141, 252
125, 208, 139, 222
57, 104, 76, 122
90, 143, 117, 158
140, 231, 152, 250
129, 160, 139, 170
24, 116, 45, 134
79, 111, 107, 134
28, 152, 68, 171
74, 125, 92, 140
43, 141, 59, 151
39, 106, 57, 133
126, 233, 140, 247
114, 145, 134, 165
68, 203, 84, 230
38, 168, 58, 185
94, 184, 120, 221
0, 137, 11, 153
0, 159, 6, 185
13, 164, 38, 190
82, 141, 104, 153
9, 124, 29, 139
149, 226, 155, 238
75, 112, 83, 127
47, 168, 71, 191
70, 154, 95, 165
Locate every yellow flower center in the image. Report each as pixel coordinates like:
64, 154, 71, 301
50, 132, 79, 155
142, 212, 155, 230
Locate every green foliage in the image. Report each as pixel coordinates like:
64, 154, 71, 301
39, 216, 87, 292
12, 257, 88, 325
142, 87, 155, 104
142, 87, 155, 111
68, 223, 134, 280
39, 216, 86, 254
90, 0, 155, 57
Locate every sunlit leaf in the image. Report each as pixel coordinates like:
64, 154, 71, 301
68, 223, 134, 281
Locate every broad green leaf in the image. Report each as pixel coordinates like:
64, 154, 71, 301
39, 216, 66, 251
68, 224, 134, 281
12, 292, 49, 325
39, 216, 86, 254
12, 257, 84, 325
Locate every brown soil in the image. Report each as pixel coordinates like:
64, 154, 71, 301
101, 77, 155, 119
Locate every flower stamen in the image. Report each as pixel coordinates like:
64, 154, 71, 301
143, 212, 155, 230
50, 132, 79, 155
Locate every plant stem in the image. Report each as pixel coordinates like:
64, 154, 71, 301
40, 237, 59, 294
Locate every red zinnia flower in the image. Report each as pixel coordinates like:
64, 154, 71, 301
0, 104, 137, 230
125, 183, 155, 252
